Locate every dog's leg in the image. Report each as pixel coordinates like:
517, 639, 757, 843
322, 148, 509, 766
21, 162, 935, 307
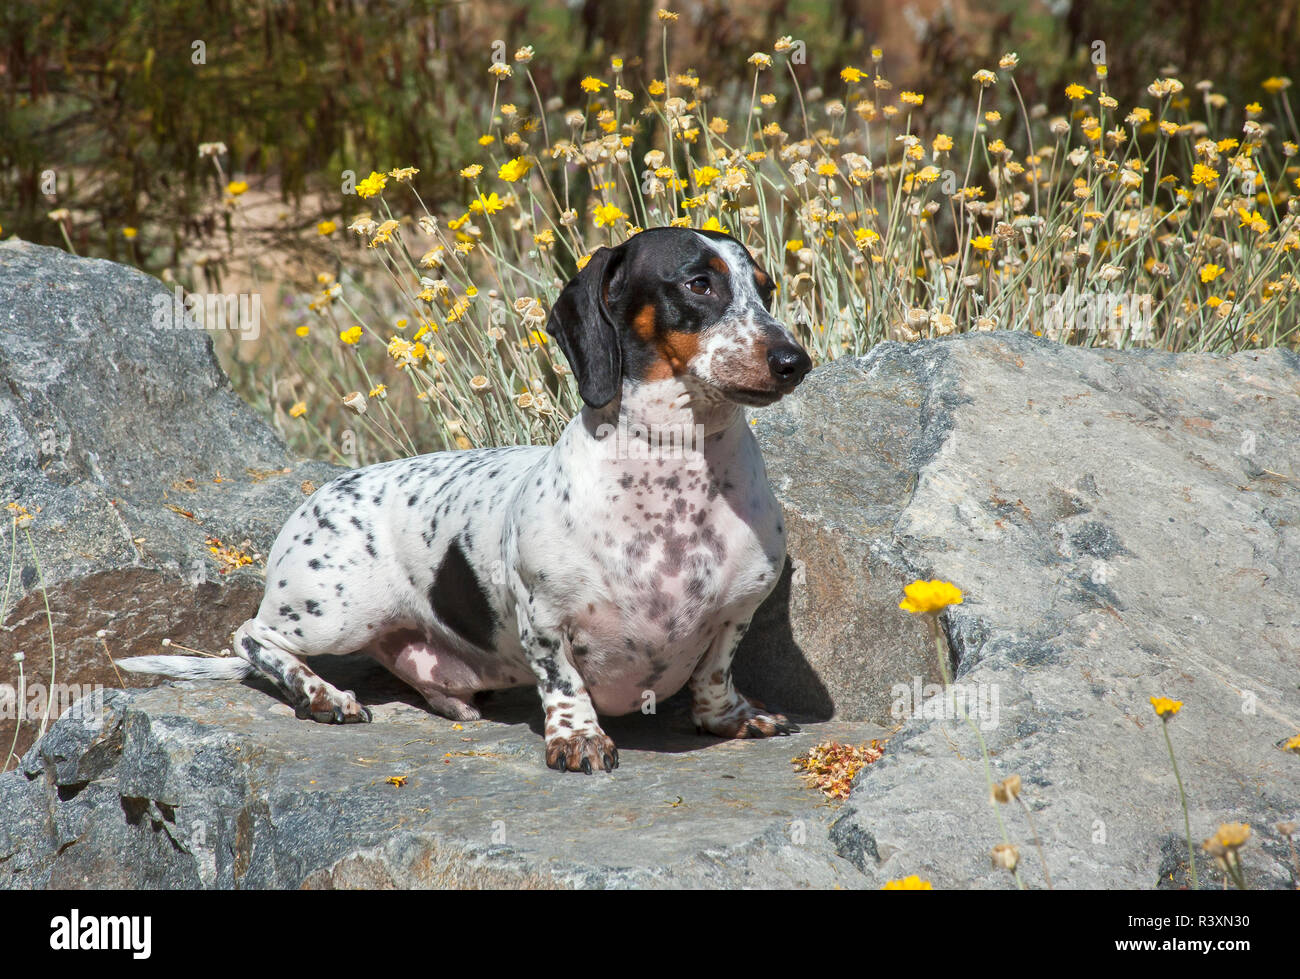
516, 610, 618, 773
235, 621, 372, 724
689, 620, 799, 738
366, 630, 482, 722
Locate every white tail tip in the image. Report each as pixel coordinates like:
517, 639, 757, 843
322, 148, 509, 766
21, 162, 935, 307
116, 655, 252, 682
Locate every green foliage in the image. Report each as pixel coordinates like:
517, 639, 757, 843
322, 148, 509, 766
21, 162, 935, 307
6, 0, 1295, 277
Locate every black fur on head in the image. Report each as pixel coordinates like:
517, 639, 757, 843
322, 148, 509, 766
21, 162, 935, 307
545, 245, 626, 409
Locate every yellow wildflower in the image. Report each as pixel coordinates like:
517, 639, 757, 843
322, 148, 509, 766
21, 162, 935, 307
899, 580, 964, 615
593, 202, 627, 228
1203, 823, 1250, 853
693, 165, 721, 188
883, 875, 933, 890
1238, 208, 1269, 233
854, 227, 880, 250
471, 192, 505, 215
356, 171, 387, 199
1150, 696, 1182, 718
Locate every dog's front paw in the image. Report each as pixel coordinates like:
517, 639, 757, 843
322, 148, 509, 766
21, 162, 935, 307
295, 685, 373, 724
695, 698, 799, 739
545, 731, 619, 774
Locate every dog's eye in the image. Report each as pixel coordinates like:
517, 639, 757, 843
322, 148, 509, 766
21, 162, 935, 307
686, 276, 711, 295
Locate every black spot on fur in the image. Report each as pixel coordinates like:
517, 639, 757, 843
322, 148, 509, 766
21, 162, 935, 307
537, 654, 575, 697
429, 539, 498, 650
305, 600, 323, 616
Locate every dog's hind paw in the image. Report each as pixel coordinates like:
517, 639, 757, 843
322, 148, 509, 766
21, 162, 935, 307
695, 697, 799, 739
295, 685, 373, 724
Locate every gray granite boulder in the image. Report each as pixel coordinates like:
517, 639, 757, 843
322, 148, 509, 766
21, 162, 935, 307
0, 240, 340, 762
744, 334, 1299, 889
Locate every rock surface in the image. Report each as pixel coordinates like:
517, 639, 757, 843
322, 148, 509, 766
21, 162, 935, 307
0, 241, 340, 762
746, 333, 1299, 889
2, 242, 1297, 889
1, 669, 881, 888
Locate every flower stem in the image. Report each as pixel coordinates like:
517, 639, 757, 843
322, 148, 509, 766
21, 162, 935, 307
1161, 720, 1199, 889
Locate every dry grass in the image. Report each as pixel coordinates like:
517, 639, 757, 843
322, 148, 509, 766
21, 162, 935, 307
204, 32, 1298, 463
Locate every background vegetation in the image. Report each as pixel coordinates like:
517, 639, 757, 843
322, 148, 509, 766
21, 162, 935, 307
2, 1, 1298, 465
5, 1, 1297, 276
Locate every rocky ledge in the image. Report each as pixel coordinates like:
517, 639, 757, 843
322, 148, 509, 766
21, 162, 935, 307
2, 244, 1297, 888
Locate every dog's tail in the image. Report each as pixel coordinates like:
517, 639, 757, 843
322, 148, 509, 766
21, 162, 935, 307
117, 654, 253, 682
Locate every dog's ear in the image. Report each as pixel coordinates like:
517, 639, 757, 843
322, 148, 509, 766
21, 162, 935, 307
546, 246, 625, 409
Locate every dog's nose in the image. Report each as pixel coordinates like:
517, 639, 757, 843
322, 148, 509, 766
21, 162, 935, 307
768, 343, 812, 387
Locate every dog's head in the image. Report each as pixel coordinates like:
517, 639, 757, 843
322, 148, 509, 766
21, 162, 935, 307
546, 228, 812, 409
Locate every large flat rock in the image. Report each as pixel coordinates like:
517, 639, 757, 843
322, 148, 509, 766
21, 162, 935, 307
744, 334, 1299, 888
1, 659, 883, 888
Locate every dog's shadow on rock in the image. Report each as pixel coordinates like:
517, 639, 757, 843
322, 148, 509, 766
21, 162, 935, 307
733, 558, 835, 720
292, 642, 823, 757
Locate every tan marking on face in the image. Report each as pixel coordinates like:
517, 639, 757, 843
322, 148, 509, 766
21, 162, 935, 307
644, 328, 703, 381
708, 256, 729, 276
632, 304, 656, 341
753, 269, 769, 287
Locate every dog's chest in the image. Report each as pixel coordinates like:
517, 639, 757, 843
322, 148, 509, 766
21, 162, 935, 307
551, 433, 785, 713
